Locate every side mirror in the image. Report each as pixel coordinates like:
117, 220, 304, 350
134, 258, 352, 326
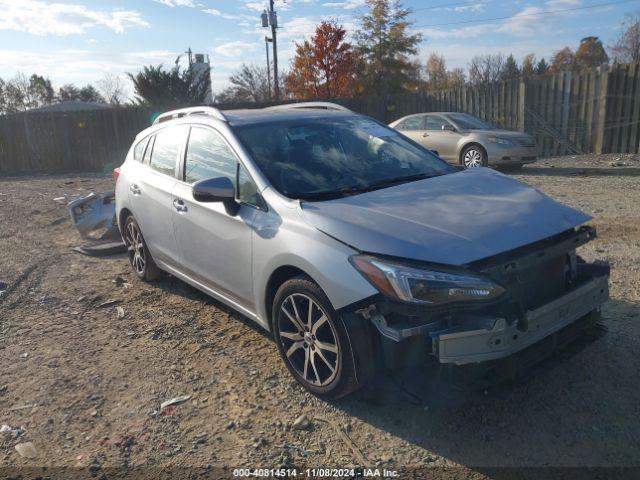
193, 177, 239, 215
193, 177, 235, 203
442, 124, 455, 132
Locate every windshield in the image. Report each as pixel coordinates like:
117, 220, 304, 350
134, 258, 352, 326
447, 113, 494, 130
234, 117, 455, 200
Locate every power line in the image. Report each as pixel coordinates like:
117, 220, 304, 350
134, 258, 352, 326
412, 0, 493, 13
279, 0, 638, 37
413, 0, 640, 28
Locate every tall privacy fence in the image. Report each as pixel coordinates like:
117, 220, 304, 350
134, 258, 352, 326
1, 63, 639, 176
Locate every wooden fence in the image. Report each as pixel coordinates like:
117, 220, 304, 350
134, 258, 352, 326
1, 63, 639, 176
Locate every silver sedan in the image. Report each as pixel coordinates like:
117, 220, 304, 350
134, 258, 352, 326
390, 112, 537, 169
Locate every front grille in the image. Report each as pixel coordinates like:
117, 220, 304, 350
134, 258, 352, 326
506, 255, 567, 310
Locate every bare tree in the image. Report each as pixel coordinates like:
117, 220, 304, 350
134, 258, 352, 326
550, 47, 575, 72
446, 68, 466, 89
215, 64, 273, 103
424, 53, 448, 90
609, 11, 640, 63
97, 73, 128, 105
521, 54, 536, 78
468, 54, 505, 85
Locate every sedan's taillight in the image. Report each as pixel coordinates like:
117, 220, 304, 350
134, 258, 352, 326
113, 167, 121, 182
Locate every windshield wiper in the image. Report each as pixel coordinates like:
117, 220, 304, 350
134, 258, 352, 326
355, 172, 443, 193
297, 172, 444, 202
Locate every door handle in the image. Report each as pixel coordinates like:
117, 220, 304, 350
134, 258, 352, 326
130, 184, 141, 195
173, 198, 188, 213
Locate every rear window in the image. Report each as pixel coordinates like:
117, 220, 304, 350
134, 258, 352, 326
148, 126, 186, 176
396, 116, 424, 131
133, 137, 148, 162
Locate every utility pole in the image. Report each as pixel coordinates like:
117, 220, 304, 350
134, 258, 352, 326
265, 36, 272, 101
261, 2, 279, 101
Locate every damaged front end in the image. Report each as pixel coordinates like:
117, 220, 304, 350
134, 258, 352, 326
349, 226, 610, 374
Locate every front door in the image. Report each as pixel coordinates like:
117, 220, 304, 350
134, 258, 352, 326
171, 125, 258, 310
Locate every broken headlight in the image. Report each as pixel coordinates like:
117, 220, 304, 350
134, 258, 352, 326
350, 254, 505, 305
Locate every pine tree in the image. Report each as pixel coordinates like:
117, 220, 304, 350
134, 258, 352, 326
356, 0, 422, 94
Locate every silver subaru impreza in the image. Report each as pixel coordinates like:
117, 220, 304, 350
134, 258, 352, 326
115, 102, 609, 398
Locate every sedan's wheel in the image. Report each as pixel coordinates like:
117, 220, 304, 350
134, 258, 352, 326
123, 216, 161, 281
272, 276, 375, 398
462, 145, 487, 168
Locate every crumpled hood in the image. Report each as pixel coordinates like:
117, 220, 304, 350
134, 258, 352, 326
300, 168, 590, 266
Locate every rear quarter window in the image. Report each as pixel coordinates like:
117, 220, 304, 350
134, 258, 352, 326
132, 137, 148, 162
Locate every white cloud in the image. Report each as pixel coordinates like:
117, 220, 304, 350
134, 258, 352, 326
0, 0, 149, 36
322, 0, 366, 9
213, 41, 257, 57
244, 1, 267, 12
500, 6, 547, 36
453, 3, 486, 13
154, 0, 198, 6
203, 8, 221, 16
545, 0, 582, 7
0, 48, 174, 84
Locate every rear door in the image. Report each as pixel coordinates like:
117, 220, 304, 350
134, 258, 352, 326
423, 115, 462, 162
129, 125, 188, 266
171, 125, 258, 310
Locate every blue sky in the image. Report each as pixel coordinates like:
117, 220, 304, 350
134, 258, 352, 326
0, 0, 637, 98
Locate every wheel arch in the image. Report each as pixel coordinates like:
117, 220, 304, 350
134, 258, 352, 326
264, 265, 314, 331
459, 142, 488, 165
118, 207, 133, 232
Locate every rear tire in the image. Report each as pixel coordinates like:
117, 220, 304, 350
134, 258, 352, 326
272, 276, 375, 399
123, 215, 161, 282
461, 145, 488, 169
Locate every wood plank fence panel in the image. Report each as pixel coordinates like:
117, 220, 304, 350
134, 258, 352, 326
2, 63, 640, 176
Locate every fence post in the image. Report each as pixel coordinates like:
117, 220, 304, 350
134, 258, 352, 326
594, 66, 609, 154
518, 79, 526, 132
22, 114, 35, 171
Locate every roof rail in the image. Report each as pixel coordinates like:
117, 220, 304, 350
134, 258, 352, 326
266, 102, 351, 112
153, 106, 227, 125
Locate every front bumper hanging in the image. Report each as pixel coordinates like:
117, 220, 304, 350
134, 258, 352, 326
433, 274, 608, 365
361, 255, 610, 369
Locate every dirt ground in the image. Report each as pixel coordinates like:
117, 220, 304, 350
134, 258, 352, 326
1, 153, 639, 478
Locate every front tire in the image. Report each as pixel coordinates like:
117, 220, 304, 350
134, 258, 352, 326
272, 276, 374, 399
461, 145, 488, 169
123, 215, 161, 281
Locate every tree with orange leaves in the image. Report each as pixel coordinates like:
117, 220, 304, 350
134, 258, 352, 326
285, 21, 359, 100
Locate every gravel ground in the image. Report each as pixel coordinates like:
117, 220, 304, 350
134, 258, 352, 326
0, 153, 639, 478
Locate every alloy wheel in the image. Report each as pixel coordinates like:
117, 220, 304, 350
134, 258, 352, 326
125, 220, 146, 276
277, 293, 340, 387
464, 148, 484, 168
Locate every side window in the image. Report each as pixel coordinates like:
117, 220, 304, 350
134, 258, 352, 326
396, 116, 424, 131
184, 127, 237, 184
133, 137, 148, 162
426, 116, 452, 131
238, 165, 261, 208
149, 126, 184, 176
